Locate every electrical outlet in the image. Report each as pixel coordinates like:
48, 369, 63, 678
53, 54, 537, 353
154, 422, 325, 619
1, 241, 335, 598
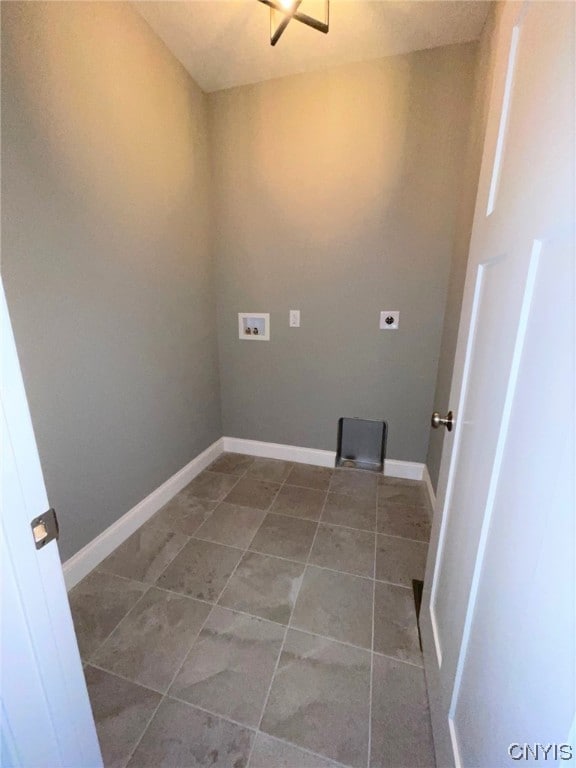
379, 311, 399, 330
289, 309, 301, 327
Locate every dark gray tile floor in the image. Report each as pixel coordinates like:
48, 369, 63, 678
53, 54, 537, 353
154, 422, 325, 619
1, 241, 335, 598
69, 454, 436, 768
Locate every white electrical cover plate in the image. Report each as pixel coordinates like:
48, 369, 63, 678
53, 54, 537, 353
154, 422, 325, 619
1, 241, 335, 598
379, 311, 400, 330
239, 313, 270, 340
289, 310, 300, 327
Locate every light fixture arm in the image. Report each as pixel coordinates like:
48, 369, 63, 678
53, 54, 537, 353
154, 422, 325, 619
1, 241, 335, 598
257, 0, 329, 46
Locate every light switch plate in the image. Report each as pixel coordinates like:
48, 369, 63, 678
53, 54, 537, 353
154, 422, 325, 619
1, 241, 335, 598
379, 311, 399, 330
289, 309, 300, 327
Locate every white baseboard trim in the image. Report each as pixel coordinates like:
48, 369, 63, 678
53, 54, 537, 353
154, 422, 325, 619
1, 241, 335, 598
223, 436, 425, 481
422, 464, 437, 519
62, 437, 225, 590
384, 458, 425, 482
63, 435, 427, 590
223, 436, 335, 468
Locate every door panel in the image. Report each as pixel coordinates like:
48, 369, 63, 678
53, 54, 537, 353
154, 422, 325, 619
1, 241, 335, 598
432, 249, 530, 669
421, 2, 575, 765
452, 231, 574, 764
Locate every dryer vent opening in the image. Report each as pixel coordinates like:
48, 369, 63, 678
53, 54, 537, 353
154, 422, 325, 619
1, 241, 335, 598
336, 417, 387, 473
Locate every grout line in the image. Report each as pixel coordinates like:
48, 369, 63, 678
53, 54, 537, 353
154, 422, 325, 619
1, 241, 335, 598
86, 660, 163, 695
265, 506, 329, 524
85, 581, 213, 671
266, 471, 291, 507
122, 571, 231, 766
86, 525, 418, 682
376, 530, 431, 545
368, 599, 375, 768
262, 504, 434, 546
86, 613, 423, 694
376, 485, 425, 681
191, 464, 247, 501
120, 695, 163, 768
199, 468, 248, 480
378, 498, 428, 508
380, 476, 423, 486
83, 458, 426, 768
256, 507, 434, 547
190, 537, 248, 554
121, 600, 216, 768
278, 480, 332, 493
86, 582, 212, 669
250, 603, 294, 724
156, 502, 264, 624
278, 624, 372, 655
150, 587, 249, 617
161, 697, 356, 768
243, 726, 260, 766
92, 541, 416, 601
88, 658, 355, 768
191, 527, 265, 550
318, 517, 376, 535
151, 574, 415, 615
163, 695, 354, 768
368, 483, 380, 767
178, 472, 428, 543
128, 461, 263, 599
137, 531, 194, 587
378, 497, 429, 511
373, 576, 415, 590
240, 473, 291, 553
165, 694, 258, 734
250, 732, 352, 768
211, 456, 255, 481
250, 616, 288, 737
212, 541, 251, 604
253, 489, 367, 767
244, 547, 373, 580
242, 534, 293, 764
90, 567, 148, 588
163, 469, 294, 708
204, 602, 287, 629
114, 587, 387, 667
182, 472, 246, 513
84, 585, 153, 666
254, 489, 326, 737
95, 522, 404, 574
371, 648, 425, 669
148, 506, 217, 538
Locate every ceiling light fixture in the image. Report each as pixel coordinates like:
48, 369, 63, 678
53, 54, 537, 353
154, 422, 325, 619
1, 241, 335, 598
257, 0, 329, 46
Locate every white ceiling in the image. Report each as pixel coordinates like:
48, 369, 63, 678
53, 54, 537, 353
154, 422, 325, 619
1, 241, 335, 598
134, 1, 491, 93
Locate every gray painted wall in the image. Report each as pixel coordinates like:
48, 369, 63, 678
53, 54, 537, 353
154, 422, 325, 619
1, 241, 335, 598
210, 45, 477, 463
426, 8, 498, 490
1, 2, 222, 559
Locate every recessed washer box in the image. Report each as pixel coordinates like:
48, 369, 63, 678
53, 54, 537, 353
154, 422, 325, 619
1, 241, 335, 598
238, 313, 270, 340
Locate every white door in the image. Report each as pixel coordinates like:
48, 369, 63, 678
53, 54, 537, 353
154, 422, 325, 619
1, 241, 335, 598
1, 281, 102, 767
420, 2, 575, 766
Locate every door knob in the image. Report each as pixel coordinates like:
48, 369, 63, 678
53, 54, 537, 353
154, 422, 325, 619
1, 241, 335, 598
431, 410, 454, 431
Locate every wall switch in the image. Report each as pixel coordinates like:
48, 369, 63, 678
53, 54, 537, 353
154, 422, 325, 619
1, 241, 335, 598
380, 311, 399, 330
289, 310, 301, 328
